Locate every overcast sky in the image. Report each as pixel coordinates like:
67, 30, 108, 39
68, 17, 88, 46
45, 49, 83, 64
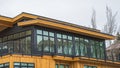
0, 0, 120, 30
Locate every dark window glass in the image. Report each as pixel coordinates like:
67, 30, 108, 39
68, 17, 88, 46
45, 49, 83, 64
21, 38, 26, 54
26, 37, 31, 54
56, 64, 58, 68
96, 41, 100, 59
75, 37, 80, 56
3, 36, 7, 42
26, 30, 32, 35
14, 62, 34, 68
0, 45, 2, 55
0, 63, 9, 68
84, 65, 97, 68
90, 40, 96, 58
63, 40, 68, 55
60, 64, 64, 68
80, 38, 85, 56
43, 36, 49, 52
20, 32, 25, 37
37, 35, 42, 51
2, 42, 8, 54
8, 41, 13, 54
57, 39, 62, 53
14, 33, 19, 39
100, 41, 105, 59
68, 40, 73, 55
14, 40, 20, 53
50, 37, 54, 53
56, 64, 69, 68
84, 39, 89, 57
0, 38, 2, 43
0, 64, 3, 68
66, 65, 69, 68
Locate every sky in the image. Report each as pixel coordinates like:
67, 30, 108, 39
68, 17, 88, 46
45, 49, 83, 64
0, 0, 120, 31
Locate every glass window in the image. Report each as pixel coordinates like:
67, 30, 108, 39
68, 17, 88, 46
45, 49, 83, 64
8, 41, 13, 53
60, 64, 64, 68
20, 32, 25, 37
96, 41, 100, 59
14, 63, 20, 66
90, 40, 96, 58
37, 35, 42, 51
56, 64, 58, 68
8, 35, 11, 40
26, 30, 32, 35
21, 38, 26, 54
28, 63, 34, 67
14, 33, 19, 39
84, 65, 97, 68
75, 37, 80, 56
43, 31, 48, 36
50, 37, 54, 53
68, 36, 72, 40
0, 64, 3, 68
84, 39, 89, 57
3, 36, 7, 42
56, 64, 69, 68
37, 30, 42, 34
57, 39, 62, 54
63, 35, 67, 39
3, 42, 8, 54
100, 41, 105, 59
49, 32, 54, 37
14, 40, 20, 53
25, 37, 31, 54
14, 62, 34, 68
80, 38, 85, 56
0, 63, 9, 68
63, 40, 68, 55
68, 40, 73, 55
66, 65, 69, 68
0, 45, 2, 55
43, 36, 49, 52
4, 63, 9, 68
0, 38, 2, 43
57, 34, 62, 38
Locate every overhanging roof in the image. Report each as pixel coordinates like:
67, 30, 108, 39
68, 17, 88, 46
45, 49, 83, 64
0, 12, 115, 40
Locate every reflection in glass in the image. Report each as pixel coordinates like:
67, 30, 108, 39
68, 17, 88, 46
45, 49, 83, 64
43, 31, 48, 36
63, 40, 68, 55
37, 30, 42, 34
57, 39, 62, 53
37, 35, 42, 51
14, 40, 19, 53
43, 36, 49, 52
26, 37, 31, 54
49, 32, 54, 37
68, 40, 73, 55
75, 37, 79, 56
50, 37, 54, 52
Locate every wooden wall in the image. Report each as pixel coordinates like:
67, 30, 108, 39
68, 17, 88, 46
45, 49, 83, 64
0, 55, 119, 68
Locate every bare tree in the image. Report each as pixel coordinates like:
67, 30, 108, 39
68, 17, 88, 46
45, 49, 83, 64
103, 6, 118, 45
103, 6, 117, 35
91, 9, 97, 29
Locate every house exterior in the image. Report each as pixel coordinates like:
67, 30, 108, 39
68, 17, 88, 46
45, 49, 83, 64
107, 33, 120, 62
0, 12, 119, 68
